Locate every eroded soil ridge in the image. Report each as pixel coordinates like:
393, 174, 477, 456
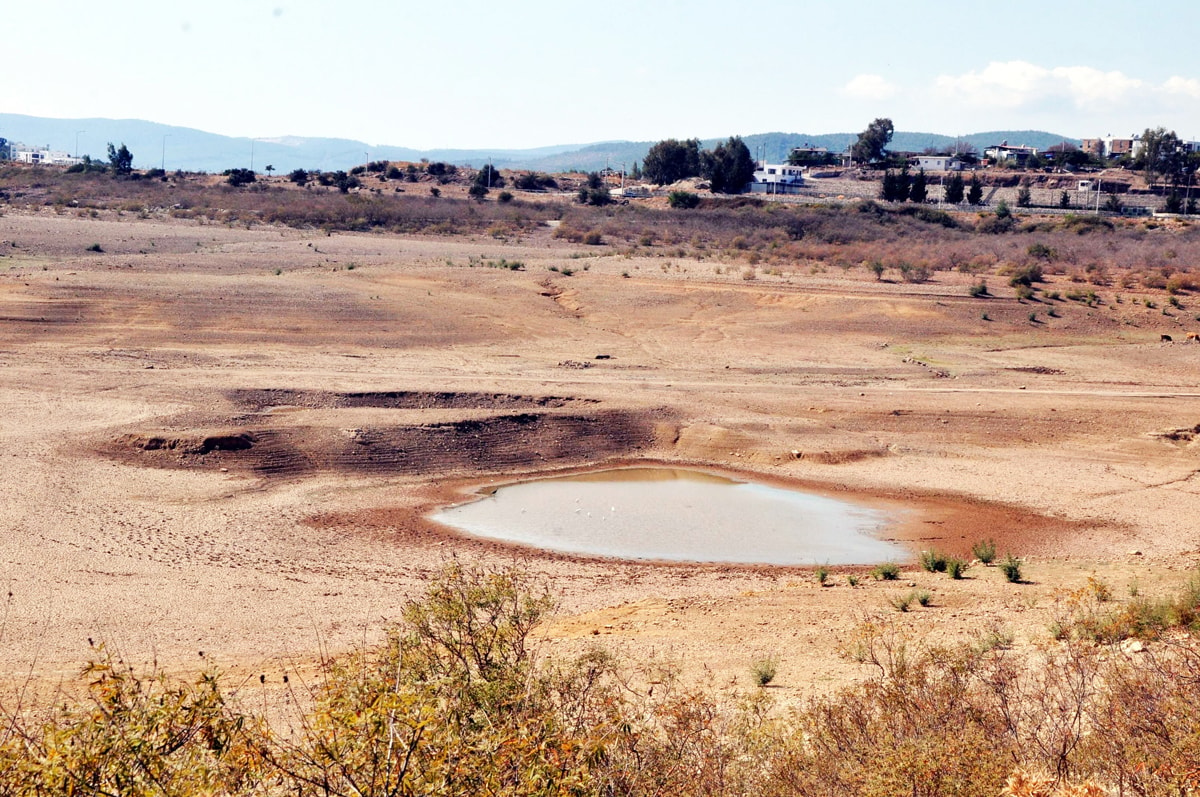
109, 389, 659, 478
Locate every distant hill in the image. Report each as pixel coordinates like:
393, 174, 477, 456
0, 114, 1079, 174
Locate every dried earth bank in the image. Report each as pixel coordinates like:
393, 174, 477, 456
1, 209, 1198, 698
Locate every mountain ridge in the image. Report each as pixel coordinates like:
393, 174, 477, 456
0, 113, 1080, 174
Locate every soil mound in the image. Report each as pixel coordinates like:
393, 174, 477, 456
107, 389, 660, 478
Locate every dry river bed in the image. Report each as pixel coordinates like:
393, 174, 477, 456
1, 209, 1198, 701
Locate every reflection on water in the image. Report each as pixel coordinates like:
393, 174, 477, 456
431, 468, 906, 565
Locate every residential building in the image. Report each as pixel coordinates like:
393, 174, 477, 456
787, 145, 834, 166
913, 155, 961, 171
750, 162, 804, 194
1103, 136, 1138, 159
984, 142, 1039, 166
8, 143, 82, 166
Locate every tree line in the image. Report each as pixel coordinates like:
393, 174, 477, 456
640, 136, 756, 193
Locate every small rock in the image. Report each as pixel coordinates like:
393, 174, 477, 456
1121, 639, 1145, 654
1129, 550, 1143, 556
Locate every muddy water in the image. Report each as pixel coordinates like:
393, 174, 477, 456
431, 468, 907, 565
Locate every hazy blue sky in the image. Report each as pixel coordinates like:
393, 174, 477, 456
10, 0, 1200, 149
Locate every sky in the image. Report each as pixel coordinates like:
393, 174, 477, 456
9, 0, 1200, 150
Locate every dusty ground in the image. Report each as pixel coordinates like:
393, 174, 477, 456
1, 206, 1199, 702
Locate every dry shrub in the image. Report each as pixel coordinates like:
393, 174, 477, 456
1167, 272, 1197, 294
769, 623, 1014, 797
0, 566, 1199, 794
1084, 639, 1200, 795
552, 224, 586, 244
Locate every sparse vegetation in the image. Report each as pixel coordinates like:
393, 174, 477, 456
919, 549, 949, 573
1000, 554, 1024, 583
751, 656, 778, 686
0, 530, 1195, 797
872, 562, 901, 581
972, 539, 997, 564
10, 136, 1200, 797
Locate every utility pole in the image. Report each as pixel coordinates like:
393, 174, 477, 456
75, 130, 85, 158
161, 134, 171, 171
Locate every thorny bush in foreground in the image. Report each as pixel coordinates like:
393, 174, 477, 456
0, 563, 1199, 795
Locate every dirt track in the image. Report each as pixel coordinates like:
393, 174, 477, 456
2, 208, 1199, 698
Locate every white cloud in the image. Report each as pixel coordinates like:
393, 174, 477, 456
934, 61, 1144, 110
843, 74, 897, 101
1053, 66, 1143, 106
1162, 76, 1200, 99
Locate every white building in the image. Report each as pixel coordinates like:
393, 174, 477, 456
984, 143, 1039, 165
750, 162, 804, 194
8, 143, 82, 166
913, 155, 961, 171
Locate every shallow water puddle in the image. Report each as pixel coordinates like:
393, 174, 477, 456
431, 467, 906, 565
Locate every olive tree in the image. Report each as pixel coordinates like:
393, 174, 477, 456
851, 118, 894, 165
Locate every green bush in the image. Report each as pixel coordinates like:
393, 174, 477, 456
946, 558, 968, 579
1006, 262, 1044, 287
667, 190, 700, 209
225, 168, 256, 187
1027, 242, 1057, 261
578, 187, 611, 206
999, 554, 1023, 583
872, 562, 901, 581
919, 550, 949, 573
513, 172, 558, 191
971, 539, 996, 564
